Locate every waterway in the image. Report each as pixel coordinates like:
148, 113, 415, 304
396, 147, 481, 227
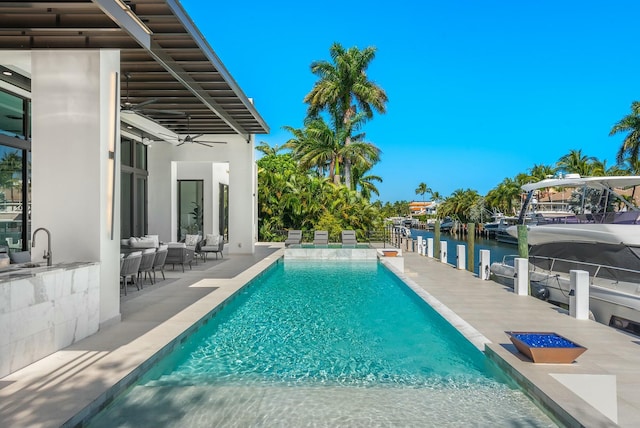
410, 229, 517, 271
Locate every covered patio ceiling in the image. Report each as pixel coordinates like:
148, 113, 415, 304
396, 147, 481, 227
0, 0, 269, 138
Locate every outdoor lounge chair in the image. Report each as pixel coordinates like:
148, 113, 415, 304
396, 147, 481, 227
284, 230, 302, 246
200, 234, 225, 261
341, 230, 358, 247
166, 243, 195, 272
313, 230, 329, 246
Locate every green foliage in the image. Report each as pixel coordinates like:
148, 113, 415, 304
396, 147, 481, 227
315, 212, 343, 242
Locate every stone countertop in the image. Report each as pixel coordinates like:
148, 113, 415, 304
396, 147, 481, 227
0, 261, 98, 282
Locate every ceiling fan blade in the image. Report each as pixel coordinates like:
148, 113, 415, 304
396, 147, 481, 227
193, 141, 215, 148
176, 141, 186, 146
194, 139, 227, 144
191, 133, 204, 140
138, 108, 186, 116
132, 99, 157, 109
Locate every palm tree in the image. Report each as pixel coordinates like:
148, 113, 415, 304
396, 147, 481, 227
528, 164, 557, 182
556, 149, 597, 176
255, 141, 283, 157
486, 178, 522, 215
610, 101, 640, 164
284, 118, 340, 181
0, 151, 22, 203
304, 42, 388, 189
415, 182, 431, 202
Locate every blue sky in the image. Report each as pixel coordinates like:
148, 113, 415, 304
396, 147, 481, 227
181, 0, 640, 202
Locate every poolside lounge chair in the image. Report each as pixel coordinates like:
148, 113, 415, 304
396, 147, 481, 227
284, 230, 302, 246
341, 230, 357, 247
313, 230, 329, 246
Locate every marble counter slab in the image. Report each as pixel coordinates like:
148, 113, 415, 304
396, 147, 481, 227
0, 262, 100, 378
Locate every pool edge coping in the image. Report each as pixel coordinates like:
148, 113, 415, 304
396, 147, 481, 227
62, 250, 285, 428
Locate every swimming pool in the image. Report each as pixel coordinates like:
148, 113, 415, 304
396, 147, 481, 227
89, 260, 556, 427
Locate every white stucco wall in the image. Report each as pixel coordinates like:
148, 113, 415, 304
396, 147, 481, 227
31, 50, 121, 326
147, 135, 253, 253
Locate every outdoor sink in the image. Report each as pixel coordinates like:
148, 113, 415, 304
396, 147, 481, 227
18, 263, 42, 268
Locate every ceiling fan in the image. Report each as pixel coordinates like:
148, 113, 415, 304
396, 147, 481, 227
160, 116, 227, 148
121, 72, 184, 117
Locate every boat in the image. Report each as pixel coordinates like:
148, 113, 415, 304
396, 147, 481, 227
482, 211, 506, 238
439, 216, 456, 233
491, 174, 640, 336
493, 217, 520, 244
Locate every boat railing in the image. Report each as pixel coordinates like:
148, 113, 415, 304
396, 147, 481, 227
530, 255, 640, 284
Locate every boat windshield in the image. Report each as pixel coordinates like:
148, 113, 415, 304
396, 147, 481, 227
518, 177, 640, 225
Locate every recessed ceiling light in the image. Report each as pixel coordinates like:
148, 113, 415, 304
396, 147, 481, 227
126, 125, 133, 129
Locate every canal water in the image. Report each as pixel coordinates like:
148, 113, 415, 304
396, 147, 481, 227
410, 229, 517, 273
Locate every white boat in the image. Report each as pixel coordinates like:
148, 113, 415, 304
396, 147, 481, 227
491, 174, 640, 336
493, 217, 520, 245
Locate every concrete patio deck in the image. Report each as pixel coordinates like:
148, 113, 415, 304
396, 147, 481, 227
0, 243, 638, 427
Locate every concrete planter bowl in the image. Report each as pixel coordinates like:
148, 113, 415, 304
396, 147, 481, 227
505, 331, 587, 364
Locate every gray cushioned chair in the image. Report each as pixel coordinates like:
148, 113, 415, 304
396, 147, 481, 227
284, 230, 302, 246
313, 230, 329, 246
341, 230, 357, 247
200, 235, 225, 261
166, 243, 195, 272
120, 251, 142, 296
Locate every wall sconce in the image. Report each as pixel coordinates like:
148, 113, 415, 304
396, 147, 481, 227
107, 71, 119, 240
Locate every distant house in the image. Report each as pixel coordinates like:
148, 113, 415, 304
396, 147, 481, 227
409, 201, 437, 216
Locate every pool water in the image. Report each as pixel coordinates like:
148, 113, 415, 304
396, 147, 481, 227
90, 261, 556, 427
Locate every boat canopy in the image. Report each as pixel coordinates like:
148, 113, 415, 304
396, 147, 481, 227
521, 176, 640, 192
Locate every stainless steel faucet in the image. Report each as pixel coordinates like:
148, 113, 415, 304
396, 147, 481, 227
32, 227, 52, 266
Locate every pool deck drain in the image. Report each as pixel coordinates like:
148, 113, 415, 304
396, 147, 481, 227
0, 243, 638, 427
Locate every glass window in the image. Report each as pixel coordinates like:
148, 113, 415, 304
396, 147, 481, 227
178, 180, 203, 240
121, 139, 132, 167
121, 172, 132, 239
0, 147, 26, 251
135, 142, 146, 169
0, 90, 25, 139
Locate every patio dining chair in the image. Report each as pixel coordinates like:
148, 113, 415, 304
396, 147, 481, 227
120, 251, 142, 296
137, 248, 156, 287
152, 247, 168, 282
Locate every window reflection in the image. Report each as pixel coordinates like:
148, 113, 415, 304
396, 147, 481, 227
0, 147, 25, 251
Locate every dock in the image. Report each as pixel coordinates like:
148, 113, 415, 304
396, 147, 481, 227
395, 251, 640, 427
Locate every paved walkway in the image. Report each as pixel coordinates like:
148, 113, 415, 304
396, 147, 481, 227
1, 244, 638, 427
0, 244, 283, 427
395, 251, 640, 427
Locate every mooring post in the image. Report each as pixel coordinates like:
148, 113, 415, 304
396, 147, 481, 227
514, 257, 529, 296
434, 221, 441, 259
479, 249, 490, 280
426, 237, 434, 257
569, 270, 590, 320
440, 240, 447, 264
456, 244, 465, 270
467, 222, 475, 273
517, 224, 528, 259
